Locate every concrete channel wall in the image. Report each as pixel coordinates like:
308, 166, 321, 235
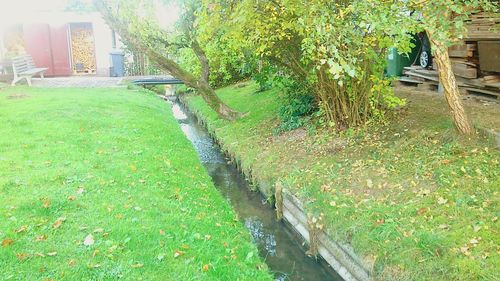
282, 191, 370, 281
177, 95, 372, 281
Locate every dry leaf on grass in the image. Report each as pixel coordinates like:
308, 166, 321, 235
16, 253, 29, 261
130, 164, 137, 172
53, 217, 66, 229
42, 199, 51, 208
35, 235, 47, 242
131, 263, 144, 268
173, 250, 185, 258
16, 225, 27, 233
1, 239, 14, 247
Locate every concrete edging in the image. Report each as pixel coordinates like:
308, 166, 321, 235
282, 191, 371, 281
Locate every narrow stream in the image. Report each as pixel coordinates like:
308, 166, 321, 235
168, 98, 342, 281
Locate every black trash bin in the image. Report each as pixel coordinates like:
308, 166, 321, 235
110, 51, 125, 77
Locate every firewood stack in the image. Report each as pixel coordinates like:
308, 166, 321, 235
71, 27, 96, 74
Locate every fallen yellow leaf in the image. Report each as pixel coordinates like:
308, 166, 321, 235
202, 264, 209, 272
52, 217, 66, 229
16, 253, 29, 261
35, 235, 47, 242
42, 199, 51, 209
173, 250, 185, 258
131, 263, 144, 268
93, 228, 104, 233
16, 225, 28, 233
1, 239, 14, 247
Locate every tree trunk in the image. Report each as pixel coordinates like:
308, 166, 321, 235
196, 80, 241, 120
427, 30, 474, 135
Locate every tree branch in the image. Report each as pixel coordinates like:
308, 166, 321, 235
191, 40, 210, 82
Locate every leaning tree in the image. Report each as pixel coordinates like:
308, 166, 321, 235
94, 0, 241, 120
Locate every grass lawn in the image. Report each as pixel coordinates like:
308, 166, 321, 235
0, 86, 272, 280
184, 82, 499, 281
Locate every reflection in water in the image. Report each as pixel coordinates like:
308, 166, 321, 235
245, 217, 277, 256
169, 100, 342, 281
172, 103, 188, 120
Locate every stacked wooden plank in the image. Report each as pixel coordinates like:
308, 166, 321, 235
401, 66, 439, 84
399, 65, 500, 99
466, 12, 500, 40
449, 42, 478, 79
482, 75, 500, 84
478, 41, 500, 72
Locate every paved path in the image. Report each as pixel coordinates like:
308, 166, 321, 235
32, 77, 124, 88
31, 75, 180, 88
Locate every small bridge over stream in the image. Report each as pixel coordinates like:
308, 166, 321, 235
130, 75, 184, 86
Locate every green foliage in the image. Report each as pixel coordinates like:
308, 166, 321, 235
175, 84, 193, 95
252, 63, 276, 92
99, 0, 497, 125
209, 0, 414, 129
145, 85, 165, 95
195, 1, 256, 87
200, 0, 495, 128
176, 47, 202, 78
273, 77, 316, 134
65, 0, 96, 12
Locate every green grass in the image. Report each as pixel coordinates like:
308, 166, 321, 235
0, 86, 272, 280
184, 82, 499, 281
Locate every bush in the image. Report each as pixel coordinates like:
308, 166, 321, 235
253, 63, 274, 92
174, 84, 193, 95
273, 78, 316, 134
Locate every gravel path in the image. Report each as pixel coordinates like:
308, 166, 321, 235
31, 76, 124, 88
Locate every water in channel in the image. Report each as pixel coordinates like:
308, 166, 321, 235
169, 99, 342, 281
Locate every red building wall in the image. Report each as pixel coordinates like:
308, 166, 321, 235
23, 24, 72, 76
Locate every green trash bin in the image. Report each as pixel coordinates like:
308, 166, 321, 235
386, 36, 422, 77
386, 47, 411, 77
